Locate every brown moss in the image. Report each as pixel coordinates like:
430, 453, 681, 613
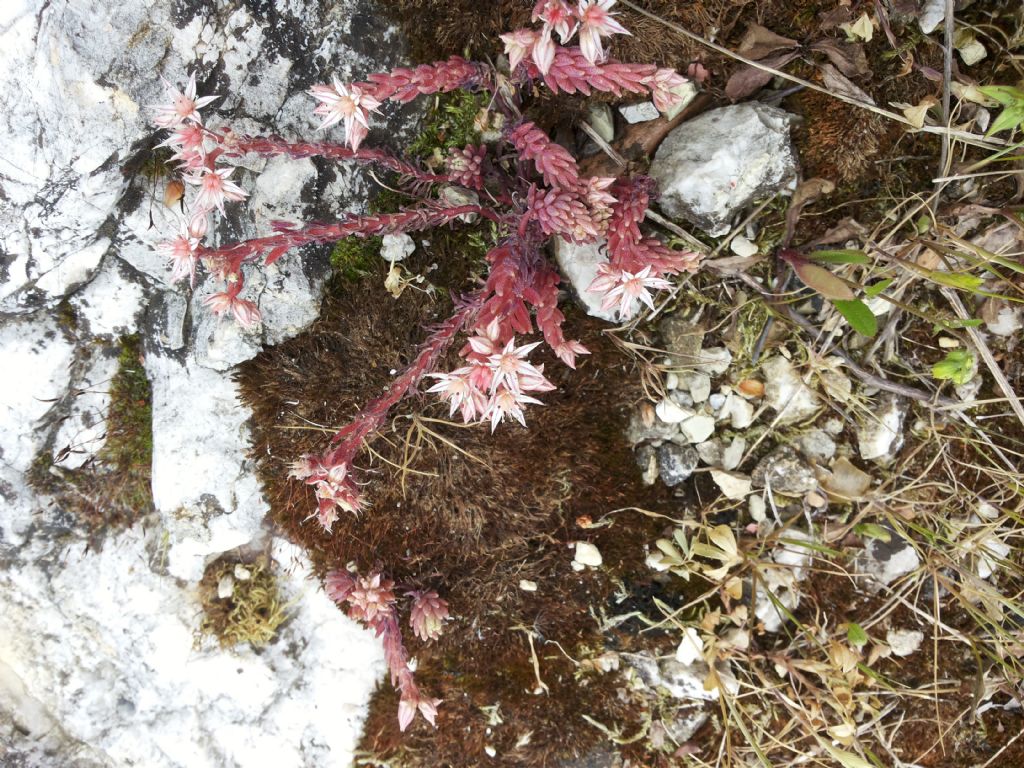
235, 232, 696, 765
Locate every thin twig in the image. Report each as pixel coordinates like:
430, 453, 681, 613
938, 0, 955, 182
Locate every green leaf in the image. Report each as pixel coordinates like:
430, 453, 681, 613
793, 262, 856, 300
863, 278, 893, 297
853, 523, 892, 543
932, 317, 984, 332
932, 349, 975, 385
978, 85, 1024, 107
927, 271, 985, 292
806, 249, 870, 265
833, 299, 878, 337
988, 105, 1024, 136
846, 622, 869, 647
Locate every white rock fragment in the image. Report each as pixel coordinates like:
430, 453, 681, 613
519, 579, 538, 592
696, 346, 733, 375
665, 371, 680, 390
755, 530, 813, 632
217, 574, 235, 599
886, 629, 924, 657
721, 436, 746, 471
724, 393, 755, 429
619, 101, 660, 123
708, 392, 726, 411
675, 628, 705, 665
729, 235, 759, 258
572, 541, 603, 569
854, 533, 921, 590
918, 0, 946, 33
762, 356, 821, 424
857, 396, 907, 463
380, 233, 415, 262
748, 494, 767, 522
685, 371, 712, 403
982, 299, 1023, 336
650, 103, 797, 236
656, 398, 694, 424
234, 565, 252, 581
587, 102, 615, 142
710, 469, 753, 500
681, 414, 716, 443
552, 238, 617, 321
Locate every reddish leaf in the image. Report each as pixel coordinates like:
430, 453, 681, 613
793, 261, 856, 300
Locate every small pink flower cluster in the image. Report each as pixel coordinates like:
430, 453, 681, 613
426, 319, 556, 431
587, 176, 699, 318
502, 0, 629, 73
288, 455, 364, 533
326, 570, 449, 731
151, 74, 260, 327
310, 57, 485, 150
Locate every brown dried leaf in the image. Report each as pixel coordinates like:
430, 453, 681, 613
804, 217, 866, 248
736, 24, 798, 60
784, 177, 835, 247
820, 63, 876, 105
163, 179, 185, 208
821, 457, 872, 499
811, 39, 871, 77
725, 51, 799, 102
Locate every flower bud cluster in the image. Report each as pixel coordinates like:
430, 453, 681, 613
326, 570, 448, 731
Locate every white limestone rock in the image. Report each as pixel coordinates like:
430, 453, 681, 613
619, 101, 660, 123
69, 258, 146, 337
853, 531, 921, 590
650, 103, 797, 236
0, 531, 385, 768
145, 353, 269, 583
762, 356, 821, 424
857, 395, 907, 464
552, 238, 616, 321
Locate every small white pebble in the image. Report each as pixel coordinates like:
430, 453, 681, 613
681, 414, 716, 443
233, 564, 252, 581
573, 541, 603, 568
485, 745, 497, 758
519, 579, 538, 592
708, 393, 727, 411
805, 491, 827, 509
938, 336, 960, 349
729, 235, 759, 258
656, 398, 693, 424
665, 372, 680, 390
217, 574, 234, 600
886, 628, 924, 657
749, 494, 767, 522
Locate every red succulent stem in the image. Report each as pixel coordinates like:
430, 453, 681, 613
360, 56, 489, 104
197, 204, 500, 267
519, 47, 656, 98
231, 135, 451, 186
323, 291, 486, 467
